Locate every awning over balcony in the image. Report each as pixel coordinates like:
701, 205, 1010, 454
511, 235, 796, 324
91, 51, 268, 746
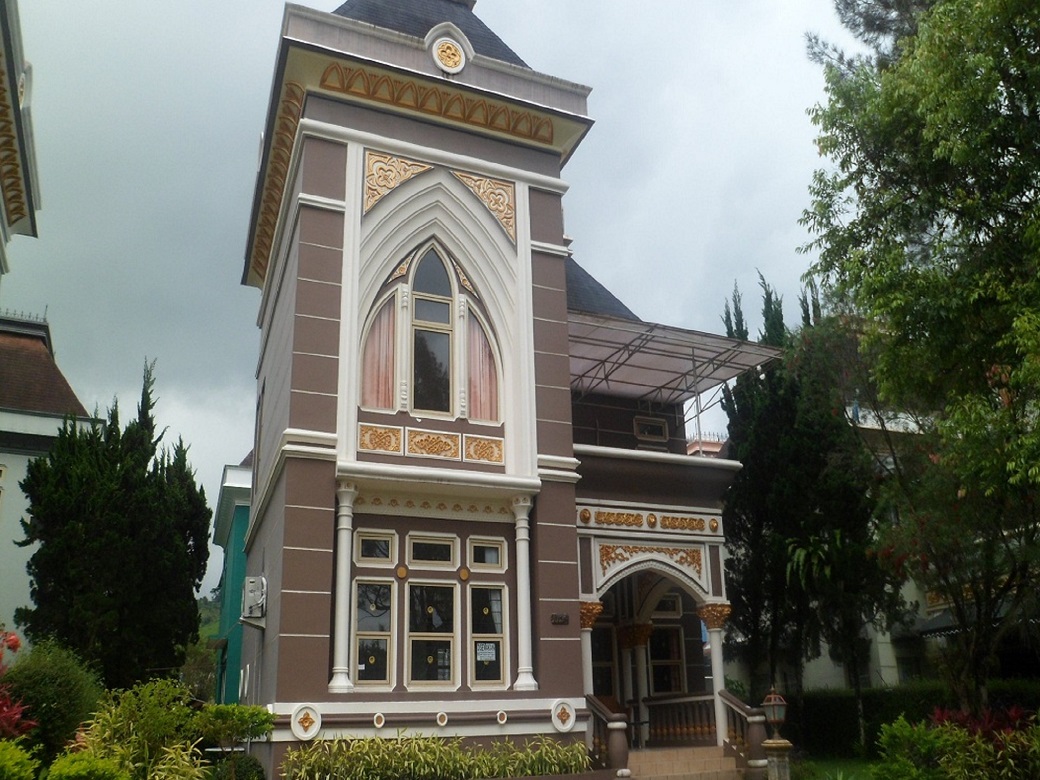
567, 312, 781, 406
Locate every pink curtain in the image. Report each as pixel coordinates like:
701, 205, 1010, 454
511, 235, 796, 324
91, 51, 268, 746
468, 317, 499, 422
361, 297, 396, 409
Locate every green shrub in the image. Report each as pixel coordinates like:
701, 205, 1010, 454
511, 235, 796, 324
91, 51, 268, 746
193, 705, 274, 752
0, 740, 39, 780
76, 679, 201, 780
48, 752, 131, 780
2, 639, 103, 765
281, 734, 589, 780
872, 716, 970, 780
211, 753, 266, 780
940, 724, 1040, 779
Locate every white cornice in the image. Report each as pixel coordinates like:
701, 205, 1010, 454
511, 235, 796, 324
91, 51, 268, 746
574, 443, 742, 472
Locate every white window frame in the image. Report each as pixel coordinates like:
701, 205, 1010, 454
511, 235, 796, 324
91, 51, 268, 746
469, 582, 509, 689
353, 578, 397, 690
405, 579, 460, 690
468, 536, 507, 571
355, 530, 397, 567
407, 532, 458, 569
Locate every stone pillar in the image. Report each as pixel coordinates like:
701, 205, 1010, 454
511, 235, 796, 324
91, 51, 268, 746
512, 496, 538, 691
328, 483, 358, 693
579, 601, 604, 697
620, 624, 653, 747
764, 738, 793, 780
698, 603, 732, 747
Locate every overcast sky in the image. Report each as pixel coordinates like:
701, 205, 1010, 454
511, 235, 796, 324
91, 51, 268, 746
4, 1, 857, 593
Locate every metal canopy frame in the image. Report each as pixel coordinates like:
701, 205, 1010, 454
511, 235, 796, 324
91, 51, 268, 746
568, 312, 780, 407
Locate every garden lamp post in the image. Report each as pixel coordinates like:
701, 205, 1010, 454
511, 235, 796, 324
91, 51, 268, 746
761, 687, 792, 780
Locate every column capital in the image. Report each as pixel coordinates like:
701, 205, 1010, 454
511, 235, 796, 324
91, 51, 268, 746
618, 623, 653, 649
511, 494, 533, 520
336, 482, 359, 505
579, 600, 604, 630
698, 602, 732, 631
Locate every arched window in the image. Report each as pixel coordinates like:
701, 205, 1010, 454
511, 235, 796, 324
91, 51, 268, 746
359, 243, 500, 422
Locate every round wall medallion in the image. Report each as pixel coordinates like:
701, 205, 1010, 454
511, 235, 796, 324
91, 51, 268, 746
433, 38, 466, 74
647, 513, 658, 528
496, 710, 508, 725
710, 518, 719, 532
579, 509, 592, 524
436, 711, 449, 727
550, 700, 576, 733
459, 566, 470, 582
290, 704, 322, 741
373, 712, 386, 729
396, 565, 408, 579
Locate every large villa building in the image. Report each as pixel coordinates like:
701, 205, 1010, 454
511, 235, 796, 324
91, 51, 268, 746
234, 0, 777, 771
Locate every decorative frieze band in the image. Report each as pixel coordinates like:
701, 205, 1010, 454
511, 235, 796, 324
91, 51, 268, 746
359, 423, 503, 466
578, 505, 720, 535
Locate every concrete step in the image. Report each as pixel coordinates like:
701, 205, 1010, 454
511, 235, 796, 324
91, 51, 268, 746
627, 746, 741, 780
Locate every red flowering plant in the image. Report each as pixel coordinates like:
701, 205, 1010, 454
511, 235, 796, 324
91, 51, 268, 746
931, 704, 1034, 749
0, 626, 36, 739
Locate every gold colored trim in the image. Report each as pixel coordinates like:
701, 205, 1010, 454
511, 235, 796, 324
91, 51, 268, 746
463, 434, 504, 464
319, 62, 555, 147
358, 424, 404, 454
698, 603, 732, 630
364, 150, 433, 213
248, 81, 305, 285
406, 429, 461, 460
435, 40, 463, 71
0, 60, 29, 230
618, 623, 654, 649
451, 171, 516, 242
599, 543, 703, 576
579, 601, 604, 630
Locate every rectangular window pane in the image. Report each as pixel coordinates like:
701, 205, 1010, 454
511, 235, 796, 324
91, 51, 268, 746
357, 638, 388, 681
413, 330, 451, 412
411, 639, 452, 681
414, 298, 450, 324
356, 583, 392, 632
474, 640, 502, 681
471, 588, 503, 634
472, 544, 500, 566
412, 540, 452, 562
409, 585, 454, 633
360, 537, 391, 560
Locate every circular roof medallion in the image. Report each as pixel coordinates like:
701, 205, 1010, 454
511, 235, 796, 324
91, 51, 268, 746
433, 38, 466, 74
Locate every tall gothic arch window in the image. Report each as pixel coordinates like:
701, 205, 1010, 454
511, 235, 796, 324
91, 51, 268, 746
359, 243, 501, 422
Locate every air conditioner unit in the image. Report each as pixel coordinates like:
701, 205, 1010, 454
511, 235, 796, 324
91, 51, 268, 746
242, 576, 267, 621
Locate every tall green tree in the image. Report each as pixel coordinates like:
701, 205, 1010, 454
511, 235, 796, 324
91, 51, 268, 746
802, 0, 1040, 711
16, 367, 211, 689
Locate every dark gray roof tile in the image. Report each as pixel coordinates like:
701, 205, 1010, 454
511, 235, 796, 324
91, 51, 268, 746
333, 0, 527, 67
566, 257, 641, 322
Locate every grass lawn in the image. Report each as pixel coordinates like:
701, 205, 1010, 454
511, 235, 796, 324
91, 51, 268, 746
793, 757, 876, 779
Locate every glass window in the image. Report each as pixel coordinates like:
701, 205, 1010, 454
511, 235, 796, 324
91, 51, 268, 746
591, 626, 616, 699
413, 249, 452, 296
408, 584, 456, 683
358, 534, 393, 562
649, 626, 685, 694
355, 581, 393, 684
412, 329, 451, 412
472, 543, 501, 567
471, 587, 504, 683
410, 538, 454, 564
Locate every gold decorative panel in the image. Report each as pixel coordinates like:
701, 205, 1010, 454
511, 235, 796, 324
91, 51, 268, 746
599, 543, 703, 576
463, 435, 504, 464
0, 60, 28, 230
247, 81, 306, 286
319, 63, 555, 147
451, 171, 516, 242
358, 424, 403, 454
406, 429, 461, 460
364, 151, 433, 213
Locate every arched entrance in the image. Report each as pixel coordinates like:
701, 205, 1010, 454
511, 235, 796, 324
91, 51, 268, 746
578, 562, 731, 749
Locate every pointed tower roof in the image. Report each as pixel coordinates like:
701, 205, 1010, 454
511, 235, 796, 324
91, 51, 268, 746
332, 0, 527, 67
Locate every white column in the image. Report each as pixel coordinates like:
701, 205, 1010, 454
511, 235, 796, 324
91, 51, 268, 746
699, 603, 732, 747
512, 495, 538, 691
632, 627, 651, 747
579, 601, 604, 696
328, 483, 358, 693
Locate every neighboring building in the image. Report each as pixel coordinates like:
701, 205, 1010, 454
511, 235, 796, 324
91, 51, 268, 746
237, 0, 776, 770
0, 0, 39, 288
0, 314, 87, 636
212, 454, 253, 704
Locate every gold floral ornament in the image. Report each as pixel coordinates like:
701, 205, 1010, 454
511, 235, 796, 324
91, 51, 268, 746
364, 151, 433, 213
436, 40, 464, 72
451, 171, 516, 242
